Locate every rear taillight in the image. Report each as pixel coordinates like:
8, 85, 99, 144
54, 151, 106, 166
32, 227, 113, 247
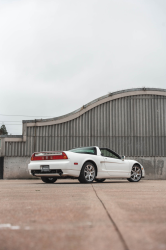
31, 152, 68, 161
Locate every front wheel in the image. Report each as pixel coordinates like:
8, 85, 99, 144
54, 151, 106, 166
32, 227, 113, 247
127, 165, 142, 182
41, 177, 57, 183
78, 162, 96, 183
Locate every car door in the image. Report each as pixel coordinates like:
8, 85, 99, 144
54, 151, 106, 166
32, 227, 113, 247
100, 148, 129, 177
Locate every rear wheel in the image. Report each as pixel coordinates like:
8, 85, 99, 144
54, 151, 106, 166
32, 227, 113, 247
95, 178, 106, 183
127, 165, 142, 182
78, 162, 96, 183
41, 177, 57, 183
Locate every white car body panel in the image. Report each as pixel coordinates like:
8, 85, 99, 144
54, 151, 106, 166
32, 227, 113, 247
28, 146, 145, 179
102, 157, 130, 177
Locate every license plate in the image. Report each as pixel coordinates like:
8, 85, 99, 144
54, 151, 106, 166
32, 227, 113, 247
41, 165, 50, 172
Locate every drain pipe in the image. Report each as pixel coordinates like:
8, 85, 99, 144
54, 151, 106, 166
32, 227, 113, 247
34, 119, 36, 153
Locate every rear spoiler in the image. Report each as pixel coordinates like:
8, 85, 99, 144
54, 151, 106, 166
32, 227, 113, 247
31, 151, 68, 161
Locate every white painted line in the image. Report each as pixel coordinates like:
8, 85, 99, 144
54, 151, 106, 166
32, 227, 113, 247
0, 224, 20, 230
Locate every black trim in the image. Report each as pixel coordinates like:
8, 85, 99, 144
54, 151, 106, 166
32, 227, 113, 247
32, 169, 63, 176
0, 157, 4, 179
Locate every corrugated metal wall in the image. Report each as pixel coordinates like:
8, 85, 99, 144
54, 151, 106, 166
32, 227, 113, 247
5, 94, 166, 157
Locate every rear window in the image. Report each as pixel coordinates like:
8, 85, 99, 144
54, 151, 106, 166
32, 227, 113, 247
68, 147, 97, 155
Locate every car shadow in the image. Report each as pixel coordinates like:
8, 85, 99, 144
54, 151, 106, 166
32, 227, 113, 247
35, 180, 129, 185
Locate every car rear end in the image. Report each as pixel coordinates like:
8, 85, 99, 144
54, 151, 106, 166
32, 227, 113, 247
28, 151, 74, 178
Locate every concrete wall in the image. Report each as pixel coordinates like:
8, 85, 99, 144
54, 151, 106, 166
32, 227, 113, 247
129, 157, 166, 180
3, 157, 36, 179
3, 156, 166, 180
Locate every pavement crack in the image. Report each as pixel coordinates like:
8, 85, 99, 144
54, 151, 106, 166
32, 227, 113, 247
92, 184, 129, 250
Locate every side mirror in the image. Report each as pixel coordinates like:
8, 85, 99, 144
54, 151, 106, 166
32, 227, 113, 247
122, 155, 125, 161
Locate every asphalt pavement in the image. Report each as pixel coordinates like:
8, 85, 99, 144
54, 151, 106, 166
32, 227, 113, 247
0, 179, 166, 250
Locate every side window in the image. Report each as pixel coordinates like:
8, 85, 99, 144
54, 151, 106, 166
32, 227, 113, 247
100, 149, 120, 159
101, 149, 110, 157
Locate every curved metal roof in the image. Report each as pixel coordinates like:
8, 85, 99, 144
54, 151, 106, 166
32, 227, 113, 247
23, 87, 166, 126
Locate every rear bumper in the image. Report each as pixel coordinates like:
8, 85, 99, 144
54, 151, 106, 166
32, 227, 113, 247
28, 159, 81, 178
28, 159, 70, 170
28, 163, 80, 178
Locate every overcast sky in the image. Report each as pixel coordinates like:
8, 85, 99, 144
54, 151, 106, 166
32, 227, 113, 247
0, 0, 166, 135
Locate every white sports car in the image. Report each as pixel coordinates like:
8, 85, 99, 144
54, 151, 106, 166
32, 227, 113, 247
28, 146, 145, 183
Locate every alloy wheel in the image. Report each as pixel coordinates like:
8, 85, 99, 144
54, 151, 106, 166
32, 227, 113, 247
130, 165, 141, 181
84, 164, 95, 182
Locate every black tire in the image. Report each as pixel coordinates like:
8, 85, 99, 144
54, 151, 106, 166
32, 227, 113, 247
41, 177, 57, 183
95, 178, 106, 183
127, 178, 133, 182
78, 161, 96, 183
127, 164, 142, 182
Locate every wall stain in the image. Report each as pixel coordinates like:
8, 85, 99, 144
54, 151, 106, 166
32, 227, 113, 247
155, 159, 164, 175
